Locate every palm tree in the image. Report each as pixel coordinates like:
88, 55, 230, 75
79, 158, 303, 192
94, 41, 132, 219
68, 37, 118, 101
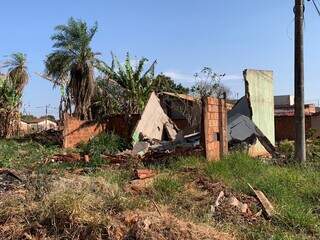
97, 53, 157, 114
45, 17, 98, 120
3, 53, 29, 93
0, 53, 29, 138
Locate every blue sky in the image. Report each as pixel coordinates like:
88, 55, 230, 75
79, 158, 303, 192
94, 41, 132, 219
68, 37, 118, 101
1, 0, 320, 117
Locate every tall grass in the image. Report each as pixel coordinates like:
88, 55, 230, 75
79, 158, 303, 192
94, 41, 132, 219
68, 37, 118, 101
205, 152, 320, 236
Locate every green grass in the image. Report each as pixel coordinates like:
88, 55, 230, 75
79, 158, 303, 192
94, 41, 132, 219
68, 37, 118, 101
79, 132, 127, 156
88, 169, 133, 187
0, 133, 128, 172
205, 152, 320, 239
0, 139, 60, 170
152, 176, 183, 202
167, 155, 206, 171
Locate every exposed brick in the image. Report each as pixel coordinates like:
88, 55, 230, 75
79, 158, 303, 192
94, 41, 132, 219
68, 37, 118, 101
202, 97, 228, 161
63, 115, 105, 148
275, 115, 312, 141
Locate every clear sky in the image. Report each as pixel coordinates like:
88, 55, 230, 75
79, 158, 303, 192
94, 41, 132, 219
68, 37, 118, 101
1, 0, 320, 117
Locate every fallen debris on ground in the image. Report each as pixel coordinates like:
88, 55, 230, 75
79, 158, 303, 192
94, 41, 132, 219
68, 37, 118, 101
134, 169, 156, 180
248, 183, 275, 218
132, 141, 150, 156
100, 153, 136, 165
132, 92, 179, 145
125, 177, 155, 194
49, 153, 82, 163
195, 177, 262, 224
0, 168, 24, 193
228, 99, 275, 157
227, 196, 249, 214
21, 129, 63, 146
211, 191, 225, 213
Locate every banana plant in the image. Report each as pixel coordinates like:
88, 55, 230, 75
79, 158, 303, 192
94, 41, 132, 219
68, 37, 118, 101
96, 52, 157, 114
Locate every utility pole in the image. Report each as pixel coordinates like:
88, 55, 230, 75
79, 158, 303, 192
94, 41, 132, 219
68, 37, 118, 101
45, 104, 49, 131
294, 0, 306, 163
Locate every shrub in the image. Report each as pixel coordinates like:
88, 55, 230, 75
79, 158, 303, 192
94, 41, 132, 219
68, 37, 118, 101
79, 132, 127, 165
278, 140, 295, 159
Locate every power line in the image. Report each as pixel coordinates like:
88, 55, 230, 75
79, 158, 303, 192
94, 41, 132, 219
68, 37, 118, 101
311, 0, 320, 15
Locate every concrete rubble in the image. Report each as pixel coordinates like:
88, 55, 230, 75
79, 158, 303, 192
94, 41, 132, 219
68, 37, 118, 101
248, 183, 275, 218
134, 169, 156, 180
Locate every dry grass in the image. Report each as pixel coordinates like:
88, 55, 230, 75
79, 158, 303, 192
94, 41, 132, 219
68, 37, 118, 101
123, 210, 234, 240
0, 172, 235, 240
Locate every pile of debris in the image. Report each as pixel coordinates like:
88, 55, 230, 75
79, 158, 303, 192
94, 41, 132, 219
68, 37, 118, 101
48, 152, 90, 163
95, 93, 202, 165
21, 129, 63, 146
0, 169, 24, 194
195, 177, 275, 224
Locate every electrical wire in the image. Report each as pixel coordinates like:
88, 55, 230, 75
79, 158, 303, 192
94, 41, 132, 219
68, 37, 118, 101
311, 0, 320, 16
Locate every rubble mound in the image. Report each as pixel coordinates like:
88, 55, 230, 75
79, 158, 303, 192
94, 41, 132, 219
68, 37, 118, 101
0, 169, 24, 193
195, 177, 263, 224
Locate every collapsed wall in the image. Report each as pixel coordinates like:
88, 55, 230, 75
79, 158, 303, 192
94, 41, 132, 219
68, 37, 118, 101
243, 69, 275, 156
132, 92, 178, 145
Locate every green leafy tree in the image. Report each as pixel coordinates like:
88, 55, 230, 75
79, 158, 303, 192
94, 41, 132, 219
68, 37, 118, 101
0, 53, 29, 137
21, 114, 37, 122
153, 74, 189, 94
45, 17, 99, 120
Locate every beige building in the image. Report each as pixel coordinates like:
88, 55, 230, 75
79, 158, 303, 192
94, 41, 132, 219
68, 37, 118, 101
19, 118, 58, 134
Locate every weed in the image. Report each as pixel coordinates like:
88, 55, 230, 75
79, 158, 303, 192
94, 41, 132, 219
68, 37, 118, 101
167, 155, 206, 171
205, 152, 320, 237
278, 140, 295, 159
79, 132, 126, 155
152, 176, 183, 202
0, 139, 60, 169
89, 169, 132, 187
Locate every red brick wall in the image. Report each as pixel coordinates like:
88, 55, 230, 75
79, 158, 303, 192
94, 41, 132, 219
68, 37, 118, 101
201, 97, 228, 161
63, 115, 105, 148
105, 114, 140, 140
275, 115, 312, 141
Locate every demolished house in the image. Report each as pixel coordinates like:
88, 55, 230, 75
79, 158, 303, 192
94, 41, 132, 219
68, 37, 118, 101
62, 92, 182, 150
228, 69, 275, 157
58, 68, 276, 160
159, 92, 201, 135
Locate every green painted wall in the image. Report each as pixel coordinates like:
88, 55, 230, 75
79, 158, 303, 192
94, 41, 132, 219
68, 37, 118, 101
244, 69, 275, 153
